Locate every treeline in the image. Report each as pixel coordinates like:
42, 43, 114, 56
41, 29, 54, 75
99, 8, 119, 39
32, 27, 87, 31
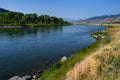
0, 12, 72, 26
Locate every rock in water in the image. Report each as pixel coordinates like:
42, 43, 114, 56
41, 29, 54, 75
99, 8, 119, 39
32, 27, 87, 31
9, 76, 22, 80
33, 75, 36, 79
9, 75, 32, 80
61, 56, 67, 62
22, 75, 31, 80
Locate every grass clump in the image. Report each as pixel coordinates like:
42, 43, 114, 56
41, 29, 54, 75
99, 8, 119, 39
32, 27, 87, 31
102, 35, 111, 44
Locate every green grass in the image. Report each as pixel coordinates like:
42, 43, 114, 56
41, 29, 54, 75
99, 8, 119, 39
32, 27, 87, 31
102, 35, 111, 44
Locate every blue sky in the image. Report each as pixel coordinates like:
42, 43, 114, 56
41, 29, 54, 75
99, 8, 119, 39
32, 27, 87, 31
0, 0, 120, 19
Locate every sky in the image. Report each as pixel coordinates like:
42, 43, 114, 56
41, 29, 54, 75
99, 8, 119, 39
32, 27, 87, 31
0, 0, 120, 19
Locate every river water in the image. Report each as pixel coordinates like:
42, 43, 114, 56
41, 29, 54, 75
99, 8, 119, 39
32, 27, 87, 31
0, 25, 106, 80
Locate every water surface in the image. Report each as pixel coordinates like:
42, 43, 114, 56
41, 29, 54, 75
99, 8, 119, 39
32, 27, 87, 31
0, 25, 106, 79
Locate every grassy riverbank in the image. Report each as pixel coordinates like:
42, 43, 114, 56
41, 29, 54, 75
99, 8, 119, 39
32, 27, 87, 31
37, 24, 120, 80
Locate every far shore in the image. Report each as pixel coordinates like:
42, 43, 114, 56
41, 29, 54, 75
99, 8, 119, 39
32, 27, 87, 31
0, 26, 25, 28
0, 24, 72, 29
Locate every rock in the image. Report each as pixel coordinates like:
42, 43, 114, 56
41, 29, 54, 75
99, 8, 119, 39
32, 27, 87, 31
61, 56, 67, 62
102, 30, 106, 32
9, 76, 22, 80
101, 35, 105, 39
92, 34, 105, 40
33, 75, 36, 79
22, 75, 31, 80
9, 75, 32, 80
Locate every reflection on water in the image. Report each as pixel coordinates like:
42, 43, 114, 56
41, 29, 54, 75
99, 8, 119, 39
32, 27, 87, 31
0, 26, 63, 36
0, 25, 106, 80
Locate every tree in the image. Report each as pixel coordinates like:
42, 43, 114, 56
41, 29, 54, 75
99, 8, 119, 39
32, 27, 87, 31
58, 18, 64, 25
23, 13, 37, 24
0, 12, 71, 26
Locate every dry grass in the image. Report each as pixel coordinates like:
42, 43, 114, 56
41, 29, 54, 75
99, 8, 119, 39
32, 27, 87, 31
66, 54, 100, 80
65, 24, 120, 80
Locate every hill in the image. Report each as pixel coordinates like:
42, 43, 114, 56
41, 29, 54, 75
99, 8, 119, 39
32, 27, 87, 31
0, 8, 10, 12
87, 14, 120, 21
74, 14, 120, 24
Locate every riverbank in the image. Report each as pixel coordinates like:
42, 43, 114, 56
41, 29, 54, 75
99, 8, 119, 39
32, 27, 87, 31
0, 26, 26, 28
37, 24, 120, 80
0, 24, 72, 29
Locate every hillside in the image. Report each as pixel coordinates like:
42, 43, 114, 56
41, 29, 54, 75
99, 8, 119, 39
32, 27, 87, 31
0, 8, 10, 12
87, 14, 120, 21
74, 14, 120, 24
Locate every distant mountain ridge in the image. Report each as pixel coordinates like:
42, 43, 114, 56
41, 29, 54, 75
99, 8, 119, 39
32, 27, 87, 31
0, 8, 10, 12
74, 14, 120, 24
86, 14, 120, 21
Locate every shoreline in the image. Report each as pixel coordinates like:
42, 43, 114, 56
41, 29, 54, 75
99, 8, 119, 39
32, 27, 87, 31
37, 24, 120, 80
0, 24, 72, 29
8, 24, 109, 80
8, 25, 107, 80
65, 24, 120, 80
0, 26, 25, 28
37, 25, 110, 80
37, 41, 103, 80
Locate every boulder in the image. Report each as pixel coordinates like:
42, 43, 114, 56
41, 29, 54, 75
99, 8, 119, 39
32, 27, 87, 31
9, 76, 22, 80
61, 56, 67, 62
33, 75, 37, 79
22, 75, 31, 80
9, 75, 32, 80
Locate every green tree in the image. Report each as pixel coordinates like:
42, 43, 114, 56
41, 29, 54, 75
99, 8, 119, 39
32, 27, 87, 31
0, 12, 71, 26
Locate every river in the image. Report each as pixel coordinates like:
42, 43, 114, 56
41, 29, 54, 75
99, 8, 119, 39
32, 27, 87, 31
0, 25, 106, 80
